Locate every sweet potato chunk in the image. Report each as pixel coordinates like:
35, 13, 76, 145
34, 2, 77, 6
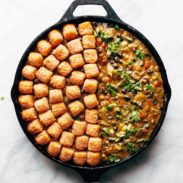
58, 112, 74, 130
35, 130, 51, 145
72, 121, 87, 136
59, 147, 74, 162
85, 109, 98, 124
28, 52, 43, 68
43, 55, 59, 71
60, 131, 75, 147
22, 65, 37, 80
47, 122, 63, 139
84, 94, 99, 109
27, 119, 43, 134
67, 39, 83, 54
47, 141, 61, 157
53, 44, 69, 61
68, 100, 85, 117
83, 64, 99, 79
70, 71, 85, 86
48, 29, 63, 47
86, 124, 100, 137
57, 61, 72, 77
73, 151, 87, 166
37, 40, 52, 57
63, 24, 78, 41
69, 54, 85, 69
75, 136, 89, 150
18, 95, 34, 109
79, 21, 93, 36
66, 85, 81, 100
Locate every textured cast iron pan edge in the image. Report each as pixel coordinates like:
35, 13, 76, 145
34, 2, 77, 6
11, 0, 171, 182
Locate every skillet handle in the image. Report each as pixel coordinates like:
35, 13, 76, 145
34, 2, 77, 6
75, 168, 106, 182
59, 0, 121, 22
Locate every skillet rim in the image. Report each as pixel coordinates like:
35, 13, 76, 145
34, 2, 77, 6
11, 16, 171, 171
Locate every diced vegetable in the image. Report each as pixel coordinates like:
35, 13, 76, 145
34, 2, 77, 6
144, 84, 154, 95
106, 83, 117, 97
126, 142, 137, 154
136, 50, 144, 60
109, 154, 121, 163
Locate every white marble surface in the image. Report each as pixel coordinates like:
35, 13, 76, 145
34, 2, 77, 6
0, 0, 182, 182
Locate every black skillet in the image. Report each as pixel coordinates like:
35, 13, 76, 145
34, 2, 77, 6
11, 0, 171, 182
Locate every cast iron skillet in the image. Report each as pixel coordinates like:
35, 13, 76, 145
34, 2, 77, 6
11, 0, 171, 182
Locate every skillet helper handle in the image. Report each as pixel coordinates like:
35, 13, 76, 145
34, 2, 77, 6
60, 0, 121, 22
75, 168, 106, 183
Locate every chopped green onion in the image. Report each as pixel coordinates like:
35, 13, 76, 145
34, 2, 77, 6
106, 83, 117, 97
136, 50, 144, 60
126, 142, 137, 154
109, 154, 121, 163
144, 84, 154, 95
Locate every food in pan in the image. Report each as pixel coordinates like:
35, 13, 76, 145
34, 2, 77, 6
18, 21, 164, 166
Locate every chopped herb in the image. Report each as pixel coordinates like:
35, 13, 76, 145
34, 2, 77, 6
114, 24, 120, 30
116, 114, 122, 120
144, 84, 154, 95
107, 40, 121, 56
0, 96, 4, 101
136, 50, 144, 60
126, 142, 137, 154
109, 154, 121, 163
95, 30, 113, 42
106, 83, 117, 97
127, 111, 141, 123
106, 103, 116, 110
124, 129, 135, 139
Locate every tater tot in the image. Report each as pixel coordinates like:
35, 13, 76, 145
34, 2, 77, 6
60, 131, 75, 147
88, 137, 102, 152
53, 44, 69, 61
83, 79, 98, 94
47, 141, 62, 157
37, 40, 52, 57
34, 97, 50, 113
35, 130, 51, 145
36, 67, 53, 84
47, 122, 63, 139
70, 71, 85, 86
83, 49, 98, 64
72, 121, 87, 136
27, 52, 43, 68
75, 136, 89, 150
82, 35, 96, 49
67, 39, 83, 54
22, 107, 37, 122
63, 24, 78, 41
73, 151, 87, 166
43, 55, 59, 71
86, 124, 100, 137
85, 109, 98, 124
19, 80, 33, 94
83, 64, 99, 79
27, 119, 43, 134
59, 147, 74, 162
34, 83, 49, 98
49, 89, 63, 104
84, 94, 99, 109
68, 100, 85, 117
18, 95, 34, 109
51, 102, 67, 117
87, 152, 100, 166
57, 61, 72, 77
78, 21, 93, 36
22, 65, 37, 80
66, 85, 81, 100
48, 29, 63, 47
39, 110, 55, 127
49, 75, 66, 89
69, 54, 85, 69
58, 112, 74, 130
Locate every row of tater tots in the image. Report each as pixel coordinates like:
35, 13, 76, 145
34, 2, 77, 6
18, 21, 102, 166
